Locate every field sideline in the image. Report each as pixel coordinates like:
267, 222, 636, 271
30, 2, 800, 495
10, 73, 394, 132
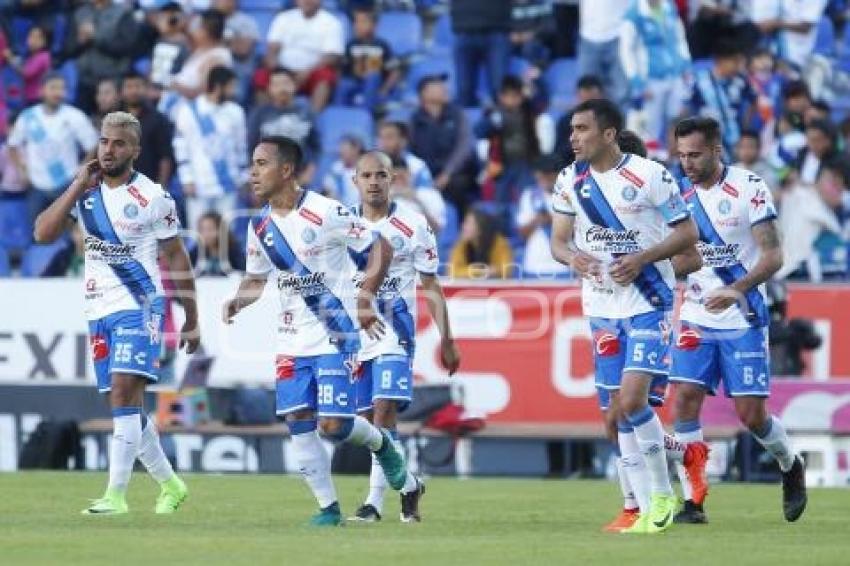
1, 472, 848, 565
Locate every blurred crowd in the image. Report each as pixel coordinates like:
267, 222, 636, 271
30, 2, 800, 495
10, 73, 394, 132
1, 0, 850, 282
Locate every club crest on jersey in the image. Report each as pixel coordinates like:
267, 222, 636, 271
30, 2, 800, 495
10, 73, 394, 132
621, 185, 638, 202
123, 203, 139, 218
718, 199, 732, 215
390, 235, 405, 250
302, 227, 317, 244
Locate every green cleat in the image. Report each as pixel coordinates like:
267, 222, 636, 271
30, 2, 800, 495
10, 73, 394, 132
621, 512, 649, 534
310, 502, 344, 527
374, 429, 406, 491
155, 476, 188, 514
646, 494, 679, 534
82, 489, 128, 515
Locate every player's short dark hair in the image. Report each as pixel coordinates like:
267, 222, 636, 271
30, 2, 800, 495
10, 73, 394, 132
783, 80, 811, 101
576, 74, 604, 92
819, 156, 850, 186
811, 99, 832, 115
270, 66, 297, 82
500, 75, 524, 94
572, 98, 624, 136
258, 136, 303, 169
738, 129, 761, 144
352, 7, 377, 21
379, 120, 409, 139
200, 9, 226, 41
713, 37, 744, 59
41, 70, 64, 86
207, 65, 236, 92
29, 23, 51, 47
674, 116, 722, 145
617, 129, 647, 157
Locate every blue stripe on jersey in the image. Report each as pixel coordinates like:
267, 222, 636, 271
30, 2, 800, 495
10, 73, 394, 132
253, 207, 360, 353
573, 162, 674, 310
188, 100, 236, 193
684, 192, 768, 327
377, 296, 415, 357
78, 188, 157, 306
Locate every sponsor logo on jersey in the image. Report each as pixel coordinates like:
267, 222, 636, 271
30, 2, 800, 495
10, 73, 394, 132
696, 242, 741, 267
123, 203, 139, 218
113, 219, 146, 234
676, 328, 701, 350
619, 167, 645, 188
317, 367, 348, 377
127, 186, 149, 207
722, 182, 739, 198
390, 216, 413, 238
115, 327, 147, 337
279, 311, 297, 335
302, 227, 317, 244
594, 332, 620, 357
275, 355, 295, 380
86, 279, 96, 292
621, 185, 638, 202
734, 350, 766, 360
299, 208, 323, 226
90, 335, 109, 361
84, 236, 136, 264
277, 271, 326, 296
147, 313, 161, 345
750, 190, 767, 210
378, 276, 403, 298
585, 226, 641, 254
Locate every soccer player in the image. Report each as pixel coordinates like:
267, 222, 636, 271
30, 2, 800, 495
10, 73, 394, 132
671, 117, 807, 524
550, 99, 699, 534
33, 111, 197, 515
346, 151, 460, 523
222, 136, 423, 526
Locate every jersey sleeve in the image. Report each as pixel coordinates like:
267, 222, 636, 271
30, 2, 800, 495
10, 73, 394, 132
413, 220, 439, 275
150, 192, 181, 240
648, 163, 690, 225
326, 201, 375, 253
245, 221, 272, 275
744, 174, 778, 226
551, 167, 576, 215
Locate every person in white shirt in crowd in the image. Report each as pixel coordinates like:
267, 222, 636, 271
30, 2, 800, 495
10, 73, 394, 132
619, 0, 691, 147
577, 0, 629, 107
323, 135, 364, 208
751, 0, 828, 71
516, 153, 571, 279
167, 9, 232, 110
173, 66, 247, 233
264, 0, 344, 113
389, 156, 446, 235
148, 2, 191, 96
7, 72, 98, 222
214, 0, 260, 107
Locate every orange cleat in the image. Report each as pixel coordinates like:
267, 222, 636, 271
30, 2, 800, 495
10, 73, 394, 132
602, 508, 640, 532
684, 441, 710, 505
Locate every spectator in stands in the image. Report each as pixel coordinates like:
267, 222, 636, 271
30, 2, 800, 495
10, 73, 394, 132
475, 76, 542, 212
748, 48, 784, 129
2, 25, 51, 107
64, 0, 140, 114
173, 66, 247, 232
449, 206, 514, 279
688, 0, 761, 59
171, 9, 232, 101
390, 155, 447, 233
65, 223, 85, 278
752, 0, 828, 71
0, 134, 26, 195
576, 0, 629, 107
377, 120, 436, 192
689, 39, 757, 158
804, 99, 832, 128
335, 8, 401, 112
777, 158, 848, 281
619, 0, 691, 146
409, 74, 477, 219
148, 2, 191, 93
93, 77, 121, 130
781, 80, 812, 132
510, 0, 554, 69
553, 74, 605, 163
0, 28, 9, 138
246, 67, 319, 180
323, 134, 364, 207
795, 119, 840, 186
215, 0, 260, 107
516, 153, 570, 279
121, 71, 174, 187
734, 130, 779, 195
450, 0, 512, 106
264, 0, 344, 113
7, 73, 97, 222
189, 210, 245, 277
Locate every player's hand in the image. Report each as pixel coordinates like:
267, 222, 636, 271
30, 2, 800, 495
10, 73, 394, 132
440, 338, 461, 376
572, 251, 602, 278
71, 159, 101, 192
704, 286, 739, 313
357, 295, 386, 340
609, 253, 645, 285
221, 297, 241, 324
179, 319, 201, 354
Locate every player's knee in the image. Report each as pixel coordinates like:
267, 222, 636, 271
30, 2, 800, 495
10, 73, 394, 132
372, 400, 397, 428
736, 403, 768, 432
619, 393, 644, 417
318, 417, 353, 441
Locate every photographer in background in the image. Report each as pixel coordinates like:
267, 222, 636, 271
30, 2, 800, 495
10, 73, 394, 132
766, 280, 822, 377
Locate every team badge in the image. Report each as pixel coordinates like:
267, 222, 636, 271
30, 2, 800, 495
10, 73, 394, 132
718, 199, 732, 215
621, 185, 638, 202
390, 235, 405, 250
123, 203, 139, 218
302, 227, 317, 243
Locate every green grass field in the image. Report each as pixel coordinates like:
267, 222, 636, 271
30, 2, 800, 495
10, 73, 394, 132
1, 472, 848, 566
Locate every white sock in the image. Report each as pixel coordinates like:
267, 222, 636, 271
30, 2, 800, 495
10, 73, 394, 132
619, 428, 650, 513
664, 433, 687, 464
628, 407, 674, 496
138, 416, 175, 483
344, 416, 384, 451
292, 430, 337, 508
616, 456, 639, 511
364, 452, 387, 511
108, 412, 143, 494
673, 422, 704, 502
752, 415, 795, 473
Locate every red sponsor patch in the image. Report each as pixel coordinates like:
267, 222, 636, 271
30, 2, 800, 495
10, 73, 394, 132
389, 216, 413, 238
722, 183, 739, 198
90, 335, 109, 361
594, 332, 621, 357
299, 208, 323, 226
127, 186, 149, 207
682, 189, 696, 200
619, 167, 645, 188
676, 328, 702, 350
276, 355, 295, 380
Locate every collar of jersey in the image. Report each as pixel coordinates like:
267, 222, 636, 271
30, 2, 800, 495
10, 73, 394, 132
698, 165, 728, 192
100, 170, 138, 191
355, 201, 396, 219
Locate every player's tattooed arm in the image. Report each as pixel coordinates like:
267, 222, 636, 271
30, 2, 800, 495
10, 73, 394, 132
160, 236, 201, 353
222, 273, 269, 323
610, 218, 699, 285
671, 245, 703, 279
34, 159, 100, 243
731, 220, 783, 294
550, 213, 600, 277
420, 274, 460, 375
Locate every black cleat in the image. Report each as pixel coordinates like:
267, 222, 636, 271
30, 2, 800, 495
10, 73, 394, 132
349, 504, 382, 522
673, 499, 708, 524
782, 456, 808, 522
400, 478, 425, 523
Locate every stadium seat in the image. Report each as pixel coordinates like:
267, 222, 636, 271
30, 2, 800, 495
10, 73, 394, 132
316, 105, 374, 154
814, 15, 836, 57
0, 245, 10, 277
437, 201, 459, 269
376, 11, 423, 59
331, 10, 353, 44
249, 10, 278, 45
691, 58, 713, 75
0, 195, 32, 252
59, 60, 78, 104
429, 13, 454, 54
20, 237, 72, 277
463, 106, 482, 150
544, 58, 578, 112
240, 0, 287, 9
1, 65, 25, 112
